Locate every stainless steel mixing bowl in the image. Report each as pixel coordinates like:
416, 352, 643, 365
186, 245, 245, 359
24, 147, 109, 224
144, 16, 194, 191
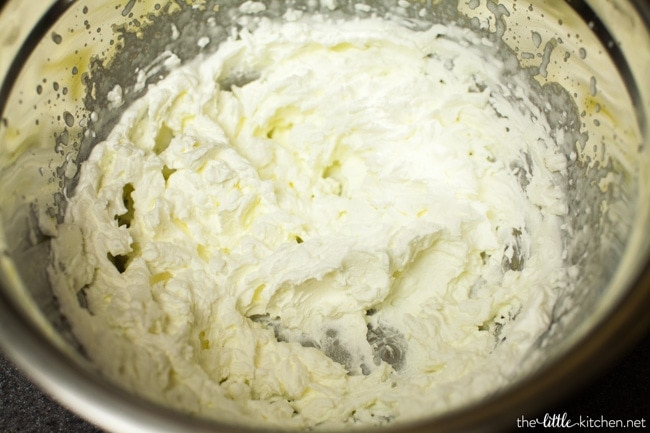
0, 0, 648, 432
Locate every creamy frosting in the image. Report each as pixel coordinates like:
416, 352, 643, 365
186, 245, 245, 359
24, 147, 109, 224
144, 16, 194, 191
48, 15, 569, 429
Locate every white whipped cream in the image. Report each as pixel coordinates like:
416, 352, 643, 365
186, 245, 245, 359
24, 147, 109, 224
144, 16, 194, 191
49, 15, 569, 429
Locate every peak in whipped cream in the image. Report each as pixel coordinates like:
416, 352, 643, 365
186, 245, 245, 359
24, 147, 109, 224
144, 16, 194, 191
49, 13, 571, 430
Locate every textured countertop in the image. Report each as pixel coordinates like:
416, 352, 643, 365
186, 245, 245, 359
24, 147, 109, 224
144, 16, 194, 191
1, 332, 648, 433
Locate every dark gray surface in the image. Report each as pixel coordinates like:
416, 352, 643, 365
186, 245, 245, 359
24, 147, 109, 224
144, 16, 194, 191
0, 353, 104, 433
1, 333, 648, 433
543, 332, 649, 425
